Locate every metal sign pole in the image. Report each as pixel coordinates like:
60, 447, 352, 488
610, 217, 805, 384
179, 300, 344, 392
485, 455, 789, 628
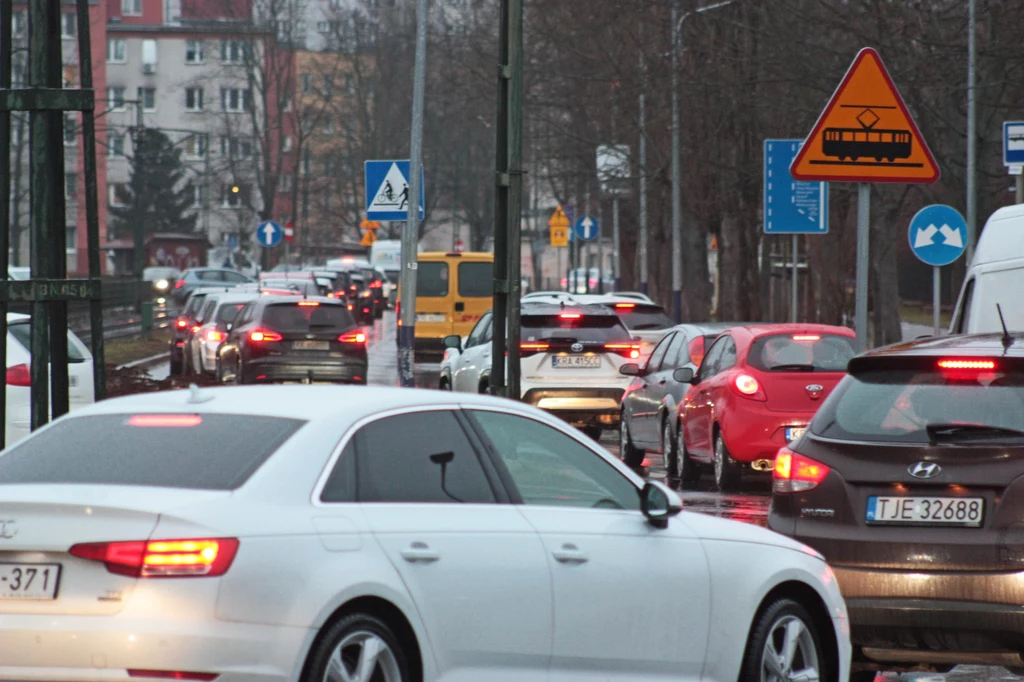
612, 196, 620, 290
790, 234, 798, 323
855, 183, 871, 351
933, 266, 941, 337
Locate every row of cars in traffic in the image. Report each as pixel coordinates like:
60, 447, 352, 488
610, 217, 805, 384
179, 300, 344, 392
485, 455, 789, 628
166, 261, 391, 384
439, 290, 1024, 678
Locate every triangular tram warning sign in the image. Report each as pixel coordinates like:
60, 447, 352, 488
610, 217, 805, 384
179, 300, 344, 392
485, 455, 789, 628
790, 48, 939, 184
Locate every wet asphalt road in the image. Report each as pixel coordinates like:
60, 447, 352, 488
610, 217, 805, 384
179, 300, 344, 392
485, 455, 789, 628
146, 312, 1020, 681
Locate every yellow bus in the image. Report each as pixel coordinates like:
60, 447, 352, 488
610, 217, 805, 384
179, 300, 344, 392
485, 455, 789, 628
398, 251, 494, 361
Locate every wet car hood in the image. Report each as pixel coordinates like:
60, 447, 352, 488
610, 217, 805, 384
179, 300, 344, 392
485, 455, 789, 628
681, 509, 822, 557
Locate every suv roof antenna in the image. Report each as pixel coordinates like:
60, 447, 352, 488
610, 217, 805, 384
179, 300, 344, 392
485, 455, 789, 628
997, 304, 1014, 352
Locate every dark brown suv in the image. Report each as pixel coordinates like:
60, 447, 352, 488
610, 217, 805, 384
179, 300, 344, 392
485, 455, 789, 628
769, 333, 1024, 680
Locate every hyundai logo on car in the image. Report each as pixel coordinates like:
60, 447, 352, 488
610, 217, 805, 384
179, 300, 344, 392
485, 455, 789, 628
908, 461, 942, 479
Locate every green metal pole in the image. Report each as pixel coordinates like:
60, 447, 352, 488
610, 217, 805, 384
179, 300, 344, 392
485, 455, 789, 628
0, 0, 12, 446
490, 0, 511, 398
505, 0, 524, 400
76, 0, 106, 399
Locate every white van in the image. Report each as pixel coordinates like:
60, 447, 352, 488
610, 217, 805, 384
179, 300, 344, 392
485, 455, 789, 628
950, 204, 1024, 334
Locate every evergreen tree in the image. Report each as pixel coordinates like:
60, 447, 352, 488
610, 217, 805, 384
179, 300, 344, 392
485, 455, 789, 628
109, 129, 198, 238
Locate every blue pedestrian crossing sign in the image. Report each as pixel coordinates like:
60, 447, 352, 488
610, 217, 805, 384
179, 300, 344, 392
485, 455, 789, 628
574, 216, 599, 241
256, 221, 283, 248
365, 160, 425, 221
908, 204, 967, 267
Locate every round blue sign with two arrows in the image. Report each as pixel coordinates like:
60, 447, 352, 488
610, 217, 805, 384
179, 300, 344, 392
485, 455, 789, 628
908, 204, 967, 267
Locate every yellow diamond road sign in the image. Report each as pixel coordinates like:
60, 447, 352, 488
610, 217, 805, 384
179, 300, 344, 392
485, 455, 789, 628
549, 206, 570, 247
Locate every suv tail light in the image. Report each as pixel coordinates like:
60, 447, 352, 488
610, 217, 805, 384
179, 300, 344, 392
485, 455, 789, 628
370, 280, 382, 288
339, 331, 367, 344
206, 330, 223, 342
175, 318, 188, 329
249, 329, 283, 342
604, 343, 641, 359
174, 280, 184, 289
520, 342, 550, 357
732, 374, 767, 401
773, 447, 830, 494
70, 538, 240, 578
6, 364, 30, 387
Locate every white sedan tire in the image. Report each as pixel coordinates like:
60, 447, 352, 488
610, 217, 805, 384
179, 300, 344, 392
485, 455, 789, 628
304, 613, 410, 682
739, 598, 830, 682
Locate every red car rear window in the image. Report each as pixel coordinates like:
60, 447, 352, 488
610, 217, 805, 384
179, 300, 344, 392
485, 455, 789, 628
747, 334, 855, 372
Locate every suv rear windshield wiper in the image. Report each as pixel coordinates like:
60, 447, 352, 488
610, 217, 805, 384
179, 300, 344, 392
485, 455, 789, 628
766, 363, 817, 372
926, 423, 1024, 443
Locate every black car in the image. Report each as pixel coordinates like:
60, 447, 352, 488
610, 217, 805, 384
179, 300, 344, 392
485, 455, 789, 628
216, 296, 368, 385
169, 287, 234, 374
345, 273, 375, 324
618, 322, 755, 482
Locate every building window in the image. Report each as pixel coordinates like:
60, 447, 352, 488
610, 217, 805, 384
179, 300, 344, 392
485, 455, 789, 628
184, 134, 207, 160
66, 226, 77, 255
109, 184, 129, 207
61, 12, 77, 39
121, 0, 142, 16
322, 75, 334, 95
185, 87, 204, 112
107, 87, 127, 111
317, 21, 330, 33
282, 135, 293, 152
220, 136, 252, 159
278, 174, 293, 193
282, 96, 292, 113
185, 40, 204, 64
108, 131, 125, 157
220, 40, 249, 64
222, 184, 246, 208
138, 87, 156, 112
12, 11, 26, 37
192, 185, 204, 209
301, 74, 313, 95
322, 118, 335, 135
107, 39, 127, 63
221, 88, 249, 113
141, 39, 158, 70
65, 172, 78, 200
63, 115, 76, 146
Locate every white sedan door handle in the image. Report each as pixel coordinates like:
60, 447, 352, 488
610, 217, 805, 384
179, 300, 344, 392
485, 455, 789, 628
400, 542, 440, 564
553, 543, 589, 564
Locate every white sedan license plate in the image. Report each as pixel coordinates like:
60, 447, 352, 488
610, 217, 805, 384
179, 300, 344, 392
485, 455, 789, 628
0, 563, 60, 600
416, 314, 446, 323
866, 496, 984, 526
785, 427, 806, 442
552, 355, 601, 369
294, 340, 330, 351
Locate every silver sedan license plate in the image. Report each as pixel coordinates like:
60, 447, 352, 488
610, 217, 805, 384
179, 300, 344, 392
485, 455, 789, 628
552, 355, 601, 369
866, 496, 984, 526
0, 563, 60, 600
294, 340, 330, 351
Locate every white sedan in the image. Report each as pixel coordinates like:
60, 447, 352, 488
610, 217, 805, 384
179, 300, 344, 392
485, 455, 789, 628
0, 386, 849, 682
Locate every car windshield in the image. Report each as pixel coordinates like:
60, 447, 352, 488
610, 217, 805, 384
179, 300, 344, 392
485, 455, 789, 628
611, 304, 674, 330
814, 368, 1024, 444
0, 414, 304, 489
748, 333, 855, 372
9, 322, 87, 363
521, 314, 632, 343
262, 303, 355, 332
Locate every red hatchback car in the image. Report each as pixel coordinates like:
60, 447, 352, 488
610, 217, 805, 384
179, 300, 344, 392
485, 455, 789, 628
677, 324, 857, 491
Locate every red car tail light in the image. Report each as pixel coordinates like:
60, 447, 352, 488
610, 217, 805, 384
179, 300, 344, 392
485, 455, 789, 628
792, 334, 820, 341
297, 301, 320, 307
70, 538, 240, 578
605, 343, 641, 359
175, 318, 188, 329
370, 281, 382, 288
559, 312, 581, 320
773, 447, 830, 494
249, 330, 283, 342
128, 670, 218, 681
732, 373, 767, 401
174, 280, 184, 289
938, 359, 995, 371
206, 330, 223, 342
614, 303, 636, 309
520, 342, 550, 357
6, 364, 30, 387
129, 415, 202, 428
191, 325, 201, 334
339, 331, 367, 344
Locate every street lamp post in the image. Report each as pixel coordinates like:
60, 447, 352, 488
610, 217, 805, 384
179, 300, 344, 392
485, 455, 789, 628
670, 0, 737, 322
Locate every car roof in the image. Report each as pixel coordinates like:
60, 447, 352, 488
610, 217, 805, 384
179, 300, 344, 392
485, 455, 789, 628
206, 292, 260, 306
673, 322, 757, 336
860, 332, 1024, 359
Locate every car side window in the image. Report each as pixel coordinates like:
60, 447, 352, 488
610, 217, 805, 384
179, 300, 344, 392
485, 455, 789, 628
233, 304, 252, 328
468, 410, 638, 510
320, 439, 356, 503
223, 271, 248, 283
197, 299, 216, 324
661, 333, 687, 371
718, 336, 738, 373
355, 411, 496, 504
956, 278, 975, 334
466, 312, 492, 348
197, 270, 220, 281
646, 333, 674, 372
700, 336, 727, 378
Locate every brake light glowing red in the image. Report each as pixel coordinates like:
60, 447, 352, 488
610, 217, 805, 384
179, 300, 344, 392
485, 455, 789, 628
605, 343, 641, 359
938, 359, 995, 370
614, 303, 636, 309
191, 325, 201, 334
370, 281, 382, 288
732, 374, 766, 401
339, 331, 367, 344
5, 364, 30, 387
297, 301, 320, 307
520, 342, 549, 357
175, 318, 188, 329
250, 330, 283, 342
174, 280, 184, 289
69, 538, 239, 578
129, 415, 202, 428
773, 447, 830, 494
559, 312, 581, 320
792, 335, 820, 341
206, 330, 223, 342
128, 670, 218, 681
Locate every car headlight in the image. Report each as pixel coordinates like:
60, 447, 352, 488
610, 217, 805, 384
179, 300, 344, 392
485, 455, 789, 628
155, 279, 169, 290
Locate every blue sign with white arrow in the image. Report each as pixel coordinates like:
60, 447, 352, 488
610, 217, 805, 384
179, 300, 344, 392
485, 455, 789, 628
364, 160, 425, 221
574, 216, 599, 241
908, 204, 967, 267
763, 139, 828, 234
256, 221, 283, 248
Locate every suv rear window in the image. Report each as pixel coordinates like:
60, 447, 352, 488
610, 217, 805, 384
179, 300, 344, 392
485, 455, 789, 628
814, 369, 1024, 444
610, 304, 673, 331
522, 314, 632, 343
0, 414, 305, 489
262, 302, 355, 332
458, 262, 492, 297
216, 302, 247, 325
417, 262, 448, 297
748, 333, 855, 372
9, 323, 86, 363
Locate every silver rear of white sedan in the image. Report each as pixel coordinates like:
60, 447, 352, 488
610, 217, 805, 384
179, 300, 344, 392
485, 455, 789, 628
0, 385, 849, 682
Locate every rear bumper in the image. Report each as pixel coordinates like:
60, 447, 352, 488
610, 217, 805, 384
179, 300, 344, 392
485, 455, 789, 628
836, 566, 1024, 664
243, 357, 367, 384
522, 388, 623, 428
719, 405, 816, 462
